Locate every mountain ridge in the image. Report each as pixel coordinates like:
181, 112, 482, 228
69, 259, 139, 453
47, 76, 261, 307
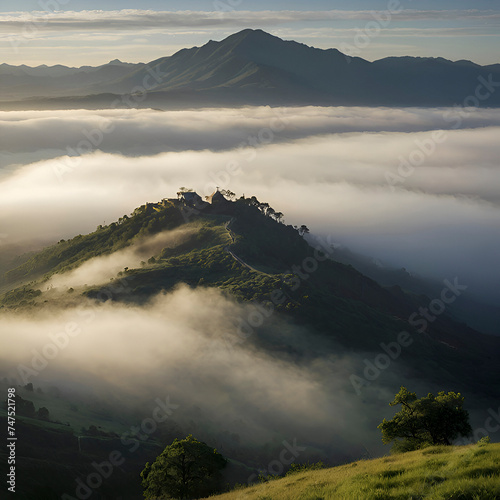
2, 29, 499, 108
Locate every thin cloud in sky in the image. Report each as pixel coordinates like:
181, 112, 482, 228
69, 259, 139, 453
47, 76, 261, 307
1, 9, 499, 33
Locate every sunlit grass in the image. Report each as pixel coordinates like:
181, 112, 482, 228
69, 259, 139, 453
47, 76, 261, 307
211, 443, 500, 499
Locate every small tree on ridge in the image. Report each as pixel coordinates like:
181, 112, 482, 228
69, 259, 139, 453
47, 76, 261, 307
378, 386, 472, 453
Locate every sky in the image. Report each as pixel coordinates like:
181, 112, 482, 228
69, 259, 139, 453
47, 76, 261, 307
0, 1, 499, 66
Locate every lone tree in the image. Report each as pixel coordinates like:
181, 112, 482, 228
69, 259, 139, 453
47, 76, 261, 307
141, 435, 227, 499
378, 386, 472, 452
298, 225, 310, 236
274, 212, 284, 223
220, 189, 236, 201
36, 407, 50, 421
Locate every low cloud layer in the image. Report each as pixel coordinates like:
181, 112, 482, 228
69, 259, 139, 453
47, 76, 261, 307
0, 285, 383, 456
1, 106, 499, 303
2, 106, 500, 168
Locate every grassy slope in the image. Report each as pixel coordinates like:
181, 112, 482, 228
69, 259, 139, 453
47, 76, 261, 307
0, 202, 185, 286
212, 443, 500, 500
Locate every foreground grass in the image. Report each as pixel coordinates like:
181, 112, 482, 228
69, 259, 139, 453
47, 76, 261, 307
212, 443, 500, 500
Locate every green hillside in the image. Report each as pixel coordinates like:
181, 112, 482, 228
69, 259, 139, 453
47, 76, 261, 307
2, 193, 500, 395
212, 443, 500, 500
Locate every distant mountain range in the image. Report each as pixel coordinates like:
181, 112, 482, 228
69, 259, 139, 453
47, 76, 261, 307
1, 29, 500, 109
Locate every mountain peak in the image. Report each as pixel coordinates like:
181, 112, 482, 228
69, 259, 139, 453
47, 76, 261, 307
220, 28, 286, 50
227, 28, 278, 41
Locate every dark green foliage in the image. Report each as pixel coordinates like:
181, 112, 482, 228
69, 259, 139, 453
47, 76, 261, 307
15, 395, 36, 418
158, 226, 224, 260
378, 387, 472, 452
256, 473, 281, 483
286, 461, 326, 475
231, 198, 309, 272
140, 434, 227, 499
1, 287, 41, 306
36, 407, 50, 421
478, 436, 491, 447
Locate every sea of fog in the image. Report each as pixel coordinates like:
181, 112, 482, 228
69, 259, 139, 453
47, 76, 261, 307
0, 106, 499, 305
